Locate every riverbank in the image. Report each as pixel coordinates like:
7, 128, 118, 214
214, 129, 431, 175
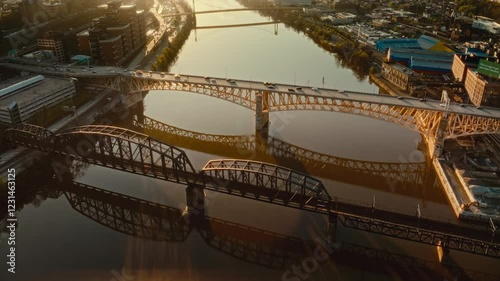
151, 0, 194, 71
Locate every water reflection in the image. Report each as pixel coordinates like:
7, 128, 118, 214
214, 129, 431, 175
56, 179, 310, 269
38, 178, 499, 281
128, 114, 444, 204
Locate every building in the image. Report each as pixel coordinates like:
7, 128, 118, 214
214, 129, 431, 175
387, 48, 455, 73
76, 30, 91, 56
0, 75, 76, 125
451, 50, 492, 83
37, 31, 65, 63
472, 16, 500, 35
76, 0, 146, 66
98, 36, 124, 65
464, 60, 500, 107
41, 0, 68, 19
381, 62, 421, 91
271, 0, 312, 6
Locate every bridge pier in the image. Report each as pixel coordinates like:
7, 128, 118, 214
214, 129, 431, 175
431, 114, 449, 159
120, 80, 144, 108
327, 213, 338, 243
436, 238, 451, 264
255, 91, 269, 132
184, 184, 206, 222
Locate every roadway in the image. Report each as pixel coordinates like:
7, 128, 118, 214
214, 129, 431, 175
2, 62, 500, 120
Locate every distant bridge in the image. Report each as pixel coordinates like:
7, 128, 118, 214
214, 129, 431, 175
162, 7, 302, 17
6, 123, 500, 258
196, 21, 280, 30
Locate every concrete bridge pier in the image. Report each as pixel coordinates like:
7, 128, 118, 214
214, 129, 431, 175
327, 213, 338, 243
429, 114, 449, 159
184, 184, 206, 222
255, 91, 269, 132
119, 80, 143, 108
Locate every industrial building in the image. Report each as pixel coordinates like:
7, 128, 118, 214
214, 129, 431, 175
377, 35, 456, 74
381, 62, 421, 91
0, 75, 76, 125
464, 63, 500, 107
452, 51, 500, 107
76, 0, 146, 66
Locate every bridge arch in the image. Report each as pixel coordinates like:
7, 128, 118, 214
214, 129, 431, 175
53, 125, 196, 182
201, 159, 331, 210
74, 75, 500, 138
6, 123, 55, 151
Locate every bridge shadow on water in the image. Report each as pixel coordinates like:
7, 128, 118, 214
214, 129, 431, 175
123, 113, 445, 205
37, 178, 498, 281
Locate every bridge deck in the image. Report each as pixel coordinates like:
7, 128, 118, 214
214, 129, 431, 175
2, 62, 500, 120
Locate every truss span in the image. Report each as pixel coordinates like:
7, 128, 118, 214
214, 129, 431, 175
122, 76, 500, 138
6, 123, 55, 151
6, 124, 197, 184
54, 125, 196, 183
71, 72, 500, 138
201, 159, 331, 211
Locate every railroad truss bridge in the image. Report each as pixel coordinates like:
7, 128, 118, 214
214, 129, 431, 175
6, 123, 500, 259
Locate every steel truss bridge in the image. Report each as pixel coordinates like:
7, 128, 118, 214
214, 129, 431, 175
132, 115, 440, 201
55, 180, 499, 281
2, 62, 500, 156
6, 123, 500, 259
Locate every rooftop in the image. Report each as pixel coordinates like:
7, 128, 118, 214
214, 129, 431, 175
0, 75, 73, 108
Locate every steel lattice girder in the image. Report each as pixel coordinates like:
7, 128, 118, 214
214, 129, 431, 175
201, 159, 331, 204
52, 125, 196, 182
5, 123, 55, 150
116, 77, 500, 138
63, 182, 191, 241
338, 214, 500, 258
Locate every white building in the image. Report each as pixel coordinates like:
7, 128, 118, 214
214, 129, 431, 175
272, 0, 312, 6
472, 16, 500, 35
0, 75, 76, 125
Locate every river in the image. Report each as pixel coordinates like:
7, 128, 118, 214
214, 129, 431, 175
1, 0, 499, 280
